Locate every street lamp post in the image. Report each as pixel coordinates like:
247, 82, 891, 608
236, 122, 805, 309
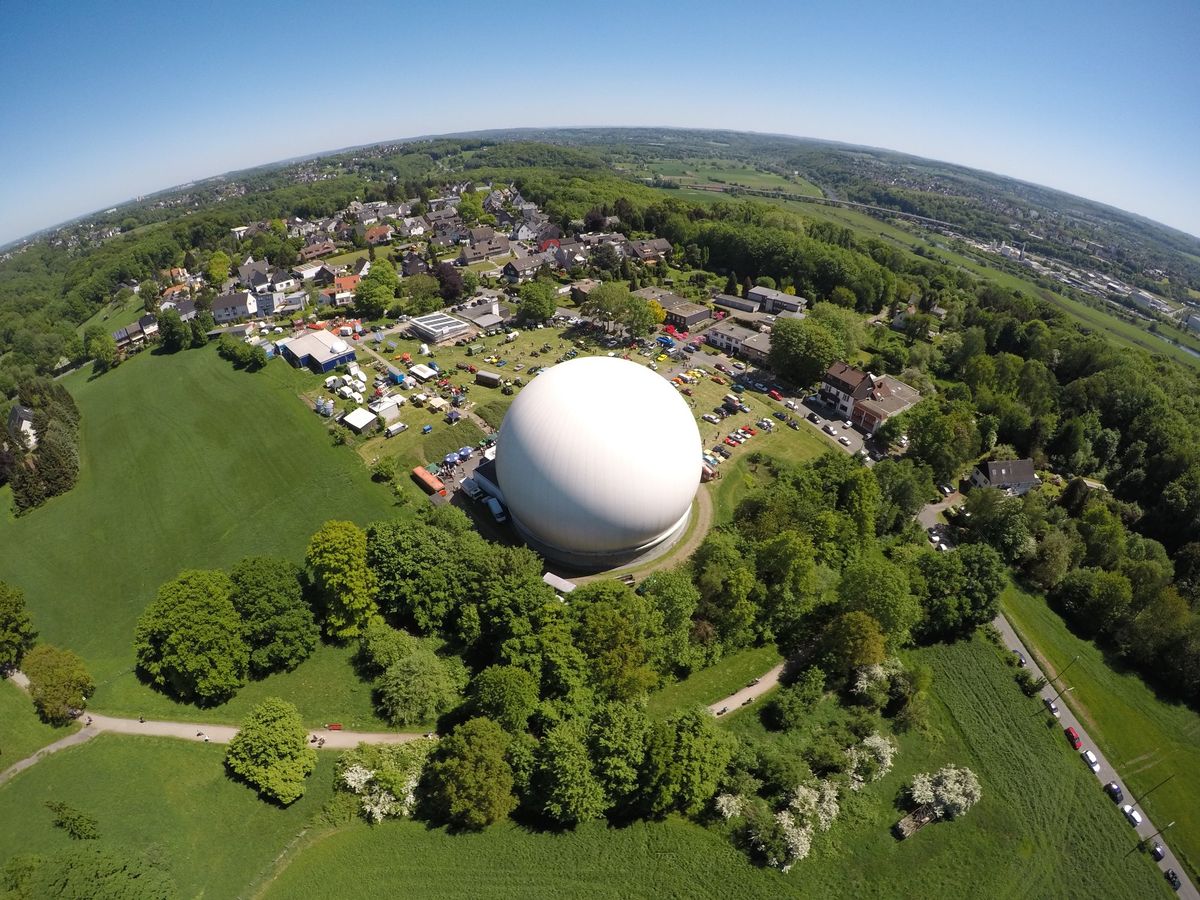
1133, 773, 1176, 808
1141, 820, 1176, 848
1051, 685, 1075, 704
1049, 654, 1080, 685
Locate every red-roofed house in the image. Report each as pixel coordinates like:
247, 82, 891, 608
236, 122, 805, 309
365, 224, 394, 246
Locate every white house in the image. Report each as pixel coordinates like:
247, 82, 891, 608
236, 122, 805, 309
212, 290, 258, 324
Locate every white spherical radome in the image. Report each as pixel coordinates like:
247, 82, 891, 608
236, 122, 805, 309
495, 356, 701, 566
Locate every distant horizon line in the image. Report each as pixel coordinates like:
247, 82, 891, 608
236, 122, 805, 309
5, 124, 1199, 250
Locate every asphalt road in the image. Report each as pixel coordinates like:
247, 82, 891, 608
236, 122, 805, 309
992, 610, 1195, 897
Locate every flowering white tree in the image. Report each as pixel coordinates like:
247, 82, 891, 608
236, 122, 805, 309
334, 738, 435, 823
815, 780, 840, 832
715, 793, 745, 821
910, 765, 982, 820
860, 733, 897, 778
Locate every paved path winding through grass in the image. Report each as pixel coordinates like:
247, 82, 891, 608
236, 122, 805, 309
0, 673, 427, 787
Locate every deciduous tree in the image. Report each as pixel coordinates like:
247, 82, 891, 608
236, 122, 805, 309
224, 698, 316, 805
307, 520, 378, 640
228, 556, 318, 675
0, 580, 37, 668
424, 717, 517, 829
22, 644, 94, 724
133, 569, 248, 705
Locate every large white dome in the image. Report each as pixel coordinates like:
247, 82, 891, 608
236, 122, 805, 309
495, 356, 702, 568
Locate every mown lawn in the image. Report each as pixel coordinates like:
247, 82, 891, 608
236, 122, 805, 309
1002, 581, 1200, 884
0, 678, 77, 763
263, 635, 1167, 899
645, 645, 781, 718
0, 734, 334, 899
0, 347, 397, 715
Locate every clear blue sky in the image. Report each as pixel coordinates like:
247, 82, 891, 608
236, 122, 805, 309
1, 0, 1197, 245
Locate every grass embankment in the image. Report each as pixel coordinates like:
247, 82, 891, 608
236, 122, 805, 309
77, 293, 147, 336
1002, 581, 1200, 884
0, 734, 334, 899
645, 645, 782, 718
0, 679, 77, 762
0, 347, 396, 721
262, 633, 1166, 898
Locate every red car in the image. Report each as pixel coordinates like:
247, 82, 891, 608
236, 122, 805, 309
711, 375, 725, 385
769, 389, 784, 401
744, 426, 758, 436
1065, 726, 1082, 749
724, 437, 739, 447
681, 388, 693, 396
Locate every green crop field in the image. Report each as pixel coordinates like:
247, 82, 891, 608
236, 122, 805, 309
0, 678, 77, 763
260, 634, 1167, 899
1002, 581, 1200, 884
0, 347, 397, 719
0, 734, 334, 899
646, 645, 781, 718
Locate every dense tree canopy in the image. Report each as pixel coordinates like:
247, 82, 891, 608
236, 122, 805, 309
307, 520, 378, 640
133, 569, 248, 705
228, 556, 318, 675
0, 580, 37, 668
22, 643, 94, 724
224, 697, 317, 805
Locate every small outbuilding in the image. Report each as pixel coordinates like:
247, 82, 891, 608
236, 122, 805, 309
341, 407, 378, 434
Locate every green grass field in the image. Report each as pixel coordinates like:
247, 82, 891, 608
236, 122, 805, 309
0, 678, 77, 763
262, 634, 1167, 899
0, 347, 397, 718
640, 159, 823, 198
0, 734, 334, 899
77, 292, 147, 336
646, 645, 781, 718
1002, 581, 1200, 884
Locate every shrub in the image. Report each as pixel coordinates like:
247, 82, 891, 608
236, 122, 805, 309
224, 698, 317, 805
1015, 669, 1048, 697
23, 644, 93, 724
44, 802, 99, 840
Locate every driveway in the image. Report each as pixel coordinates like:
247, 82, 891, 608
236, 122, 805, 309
991, 615, 1196, 898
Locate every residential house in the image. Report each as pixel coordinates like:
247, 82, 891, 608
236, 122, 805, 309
162, 298, 198, 322
503, 254, 552, 284
818, 361, 871, 418
6, 405, 37, 449
747, 285, 806, 314
237, 257, 270, 287
626, 237, 673, 262
971, 459, 1040, 495
272, 291, 307, 317
461, 299, 509, 330
512, 221, 541, 242
705, 321, 760, 356
458, 235, 511, 265
138, 314, 159, 340
741, 332, 773, 365
402, 252, 429, 277
570, 279, 601, 304
469, 225, 496, 244
850, 374, 920, 434
299, 239, 336, 262
364, 224, 394, 246
425, 207, 461, 228
398, 217, 426, 237
112, 321, 146, 350
168, 266, 189, 284
270, 271, 297, 293
553, 241, 589, 270
160, 283, 190, 304
352, 257, 372, 278
817, 362, 920, 433
212, 290, 258, 324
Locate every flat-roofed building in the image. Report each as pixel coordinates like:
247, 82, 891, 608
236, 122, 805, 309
409, 311, 471, 343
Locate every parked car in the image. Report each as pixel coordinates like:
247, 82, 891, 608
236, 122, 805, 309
842, 420, 853, 430
807, 412, 820, 423
1122, 804, 1143, 826
823, 423, 838, 435
1065, 726, 1082, 749
1081, 749, 1101, 773
939, 483, 955, 495
784, 399, 798, 409
1104, 781, 1124, 803
769, 389, 784, 401
732, 361, 746, 369
1151, 842, 1165, 861
773, 410, 787, 421
702, 413, 720, 424
724, 437, 739, 447
1044, 697, 1061, 718
788, 420, 800, 430
838, 435, 852, 446
1166, 869, 1181, 890
1013, 650, 1027, 667
714, 363, 730, 374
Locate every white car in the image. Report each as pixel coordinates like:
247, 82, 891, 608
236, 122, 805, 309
1081, 749, 1101, 773
823, 424, 838, 435
1122, 804, 1142, 826
702, 413, 720, 424
838, 436, 852, 446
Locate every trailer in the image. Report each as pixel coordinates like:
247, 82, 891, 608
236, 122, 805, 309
475, 370, 502, 388
412, 465, 446, 496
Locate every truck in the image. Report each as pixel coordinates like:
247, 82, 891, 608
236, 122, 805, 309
385, 422, 408, 438
476, 370, 502, 388
723, 393, 741, 410
411, 465, 446, 496
505, 331, 519, 342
